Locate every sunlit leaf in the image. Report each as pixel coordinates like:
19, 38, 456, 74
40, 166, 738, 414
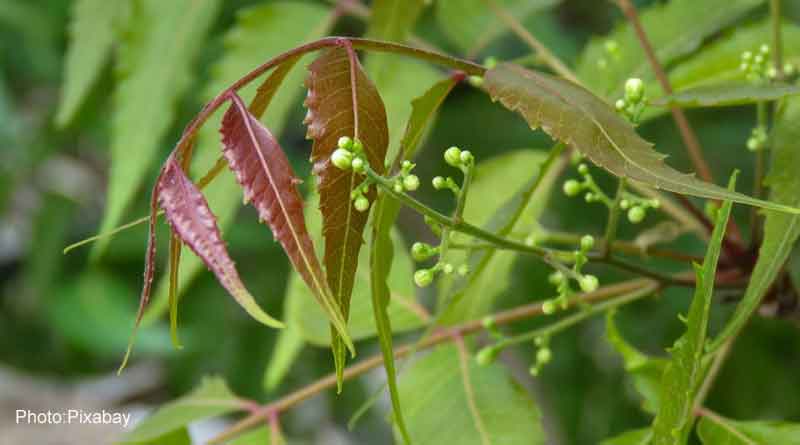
484, 63, 800, 214
56, 0, 125, 126
606, 310, 667, 414
366, 0, 424, 43
125, 428, 192, 445
159, 157, 283, 328
651, 176, 735, 445
144, 1, 332, 325
697, 416, 800, 445
398, 344, 546, 444
600, 428, 653, 445
305, 46, 390, 380
220, 94, 350, 342
709, 97, 800, 349
577, 0, 763, 99
123, 376, 243, 443
225, 426, 273, 445
652, 82, 800, 108
93, 0, 221, 258
436, 0, 559, 54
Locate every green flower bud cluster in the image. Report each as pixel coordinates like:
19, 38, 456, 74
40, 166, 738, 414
543, 235, 599, 313
529, 336, 552, 376
562, 163, 613, 207
738, 45, 795, 83
746, 126, 768, 152
349, 179, 372, 213
391, 160, 420, 193
596, 39, 620, 70
331, 136, 367, 173
411, 242, 439, 262
413, 259, 466, 288
615, 78, 646, 123
619, 194, 660, 224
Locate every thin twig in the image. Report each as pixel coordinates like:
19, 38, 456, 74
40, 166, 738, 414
207, 278, 655, 444
772, 0, 784, 80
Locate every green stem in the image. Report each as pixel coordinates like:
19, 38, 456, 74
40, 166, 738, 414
751, 101, 768, 244
772, 0, 784, 80
602, 178, 627, 258
492, 282, 659, 350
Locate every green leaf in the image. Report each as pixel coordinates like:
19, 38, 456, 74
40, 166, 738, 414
123, 376, 244, 443
652, 82, 800, 108
125, 427, 192, 445
398, 344, 546, 444
366, 0, 424, 43
698, 416, 800, 445
225, 426, 273, 445
651, 175, 736, 445
398, 76, 460, 160
440, 148, 555, 323
286, 193, 424, 346
263, 323, 305, 392
93, 0, 221, 258
483, 63, 800, 214
305, 46, 390, 382
606, 310, 667, 414
369, 195, 411, 443
600, 428, 653, 445
709, 97, 800, 349
577, 0, 763, 99
143, 1, 332, 325
436, 0, 559, 54
56, 0, 126, 127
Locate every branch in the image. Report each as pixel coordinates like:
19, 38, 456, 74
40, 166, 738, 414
207, 278, 656, 444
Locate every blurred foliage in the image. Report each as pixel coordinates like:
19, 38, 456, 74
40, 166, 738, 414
2, 1, 799, 444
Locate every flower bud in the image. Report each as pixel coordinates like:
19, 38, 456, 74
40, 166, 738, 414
354, 196, 370, 212
337, 136, 354, 150
476, 346, 499, 366
579, 275, 599, 293
414, 268, 434, 287
444, 146, 462, 167
580, 235, 595, 251
627, 206, 646, 223
432, 176, 447, 190
394, 181, 404, 193
411, 242, 433, 262
443, 263, 454, 274
351, 157, 365, 173
542, 300, 556, 315
577, 163, 589, 175
624, 78, 645, 103
563, 179, 581, 197
468, 75, 484, 87
331, 149, 353, 170
620, 199, 630, 210
548, 271, 564, 286
459, 150, 474, 165
403, 174, 420, 191
481, 316, 496, 329
536, 347, 552, 364
615, 99, 626, 111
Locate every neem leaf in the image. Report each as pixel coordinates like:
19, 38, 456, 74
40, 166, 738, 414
122, 376, 243, 443
158, 156, 283, 329
93, 0, 220, 258
219, 94, 350, 348
144, 1, 331, 325
398, 344, 546, 444
709, 97, 800, 350
698, 416, 800, 445
652, 82, 800, 108
600, 428, 653, 445
305, 46, 389, 381
56, 0, 124, 127
399, 76, 460, 160
651, 175, 735, 445
483, 63, 800, 214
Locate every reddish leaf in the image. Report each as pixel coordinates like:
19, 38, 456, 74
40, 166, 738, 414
158, 156, 283, 328
304, 45, 389, 382
220, 93, 353, 352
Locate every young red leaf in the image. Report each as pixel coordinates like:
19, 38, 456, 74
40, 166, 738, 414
304, 45, 389, 384
220, 93, 353, 353
159, 156, 284, 329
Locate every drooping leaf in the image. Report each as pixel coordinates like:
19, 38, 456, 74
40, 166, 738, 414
158, 156, 283, 328
606, 309, 667, 414
56, 0, 125, 126
305, 46, 389, 380
262, 323, 305, 392
709, 97, 800, 350
122, 376, 243, 444
143, 1, 332, 324
483, 63, 800, 214
366, 0, 425, 43
93, 0, 221, 258
398, 76, 460, 160
697, 416, 800, 445
398, 344, 546, 444
652, 82, 800, 108
220, 94, 351, 346
440, 148, 556, 323
651, 176, 735, 445
436, 0, 559, 54
600, 428, 653, 445
577, 0, 763, 99
286, 193, 424, 346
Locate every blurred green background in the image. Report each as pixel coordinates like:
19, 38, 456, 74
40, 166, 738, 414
2, 1, 799, 444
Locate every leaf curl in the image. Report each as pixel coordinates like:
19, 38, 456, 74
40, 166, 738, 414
483, 63, 800, 214
220, 93, 352, 352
